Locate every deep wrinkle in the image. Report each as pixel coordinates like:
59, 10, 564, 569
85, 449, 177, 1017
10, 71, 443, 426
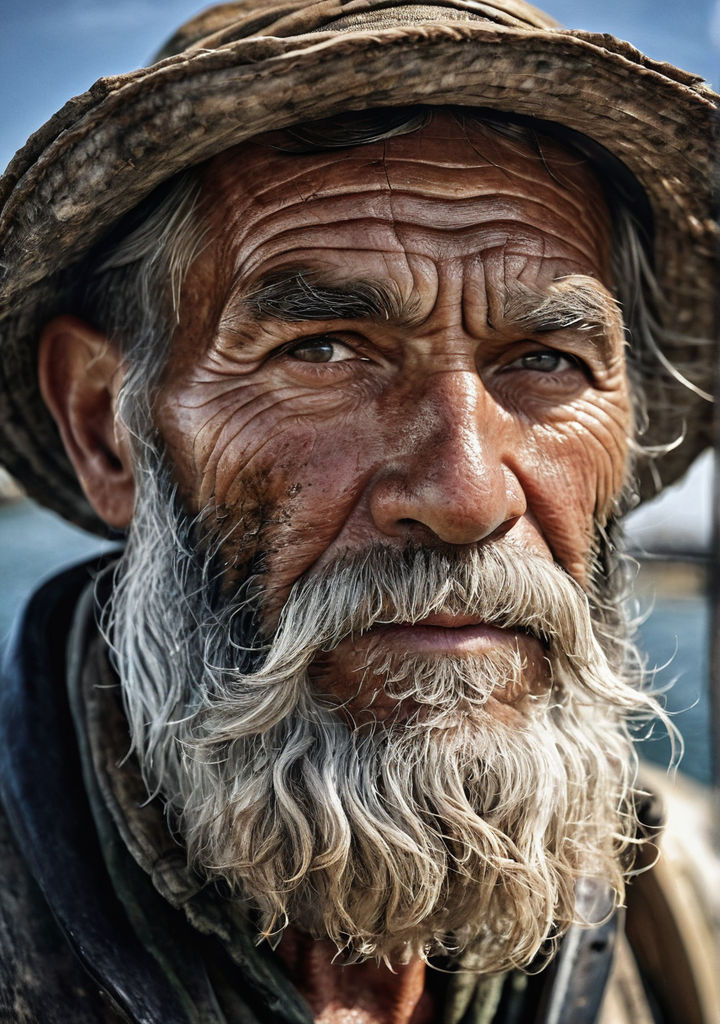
232, 264, 618, 353
156, 110, 630, 654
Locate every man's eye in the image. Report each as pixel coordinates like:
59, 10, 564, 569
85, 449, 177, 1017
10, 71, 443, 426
288, 336, 354, 363
518, 350, 576, 373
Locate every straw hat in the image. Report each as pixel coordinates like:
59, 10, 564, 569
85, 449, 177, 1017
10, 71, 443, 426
0, 0, 717, 533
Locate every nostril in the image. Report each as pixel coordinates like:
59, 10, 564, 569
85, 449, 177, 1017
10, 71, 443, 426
394, 518, 444, 544
486, 515, 522, 543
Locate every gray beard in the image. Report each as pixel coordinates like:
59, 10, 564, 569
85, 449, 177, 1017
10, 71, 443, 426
103, 454, 667, 971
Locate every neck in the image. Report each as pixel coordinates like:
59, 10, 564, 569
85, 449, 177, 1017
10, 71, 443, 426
276, 928, 435, 1024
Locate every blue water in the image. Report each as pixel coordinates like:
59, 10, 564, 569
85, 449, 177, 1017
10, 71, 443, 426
635, 596, 710, 784
0, 498, 711, 784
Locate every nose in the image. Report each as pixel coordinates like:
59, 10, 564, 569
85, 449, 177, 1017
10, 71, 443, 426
369, 372, 525, 546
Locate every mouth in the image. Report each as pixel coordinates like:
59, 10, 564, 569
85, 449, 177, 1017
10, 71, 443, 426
310, 611, 552, 723
362, 613, 542, 658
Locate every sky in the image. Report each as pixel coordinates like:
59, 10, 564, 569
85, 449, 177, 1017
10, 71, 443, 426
1, 0, 718, 548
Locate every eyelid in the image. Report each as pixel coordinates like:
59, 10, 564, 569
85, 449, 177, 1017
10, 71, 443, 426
290, 332, 355, 351
525, 349, 577, 366
268, 331, 344, 355
502, 344, 594, 381
268, 331, 370, 368
523, 330, 610, 370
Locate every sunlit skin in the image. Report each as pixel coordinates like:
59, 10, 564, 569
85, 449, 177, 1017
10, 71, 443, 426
146, 112, 632, 1023
158, 114, 628, 694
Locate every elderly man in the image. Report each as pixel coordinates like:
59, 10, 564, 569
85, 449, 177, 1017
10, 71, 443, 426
0, 1, 718, 1022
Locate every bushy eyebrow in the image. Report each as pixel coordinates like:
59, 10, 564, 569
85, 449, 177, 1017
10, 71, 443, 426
240, 266, 422, 326
501, 277, 622, 340
224, 269, 621, 362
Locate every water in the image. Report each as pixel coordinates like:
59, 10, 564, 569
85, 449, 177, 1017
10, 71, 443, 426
0, 498, 116, 643
0, 498, 712, 785
634, 584, 710, 784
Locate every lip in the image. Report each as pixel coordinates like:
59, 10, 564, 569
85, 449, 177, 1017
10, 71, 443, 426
366, 616, 526, 656
313, 613, 551, 722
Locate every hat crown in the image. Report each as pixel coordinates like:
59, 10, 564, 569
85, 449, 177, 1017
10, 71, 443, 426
154, 0, 559, 62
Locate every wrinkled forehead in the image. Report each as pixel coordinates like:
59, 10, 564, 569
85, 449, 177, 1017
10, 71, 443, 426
196, 109, 613, 294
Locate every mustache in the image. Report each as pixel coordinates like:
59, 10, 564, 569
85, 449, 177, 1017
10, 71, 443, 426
262, 541, 594, 664
200, 541, 641, 740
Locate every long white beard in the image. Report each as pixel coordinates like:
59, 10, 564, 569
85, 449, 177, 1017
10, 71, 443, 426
104, 463, 668, 971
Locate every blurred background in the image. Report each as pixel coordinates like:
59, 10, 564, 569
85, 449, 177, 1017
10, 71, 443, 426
1, 0, 717, 784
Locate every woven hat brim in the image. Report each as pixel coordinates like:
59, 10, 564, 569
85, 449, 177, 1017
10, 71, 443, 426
0, 5, 717, 532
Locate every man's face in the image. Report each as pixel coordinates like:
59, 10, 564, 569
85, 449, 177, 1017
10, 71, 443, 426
95, 111, 660, 969
155, 111, 630, 719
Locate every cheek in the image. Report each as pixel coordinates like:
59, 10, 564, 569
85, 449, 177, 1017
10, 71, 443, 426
256, 426, 382, 608
159, 373, 343, 502
518, 384, 630, 579
160, 376, 381, 596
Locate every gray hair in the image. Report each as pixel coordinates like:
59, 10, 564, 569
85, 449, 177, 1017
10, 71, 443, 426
101, 446, 675, 967
68, 169, 206, 450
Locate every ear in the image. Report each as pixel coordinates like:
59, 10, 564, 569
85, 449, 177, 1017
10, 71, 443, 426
38, 315, 135, 529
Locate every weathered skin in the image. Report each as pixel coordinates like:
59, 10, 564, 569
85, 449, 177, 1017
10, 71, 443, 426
38, 112, 631, 1024
158, 113, 628, 708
